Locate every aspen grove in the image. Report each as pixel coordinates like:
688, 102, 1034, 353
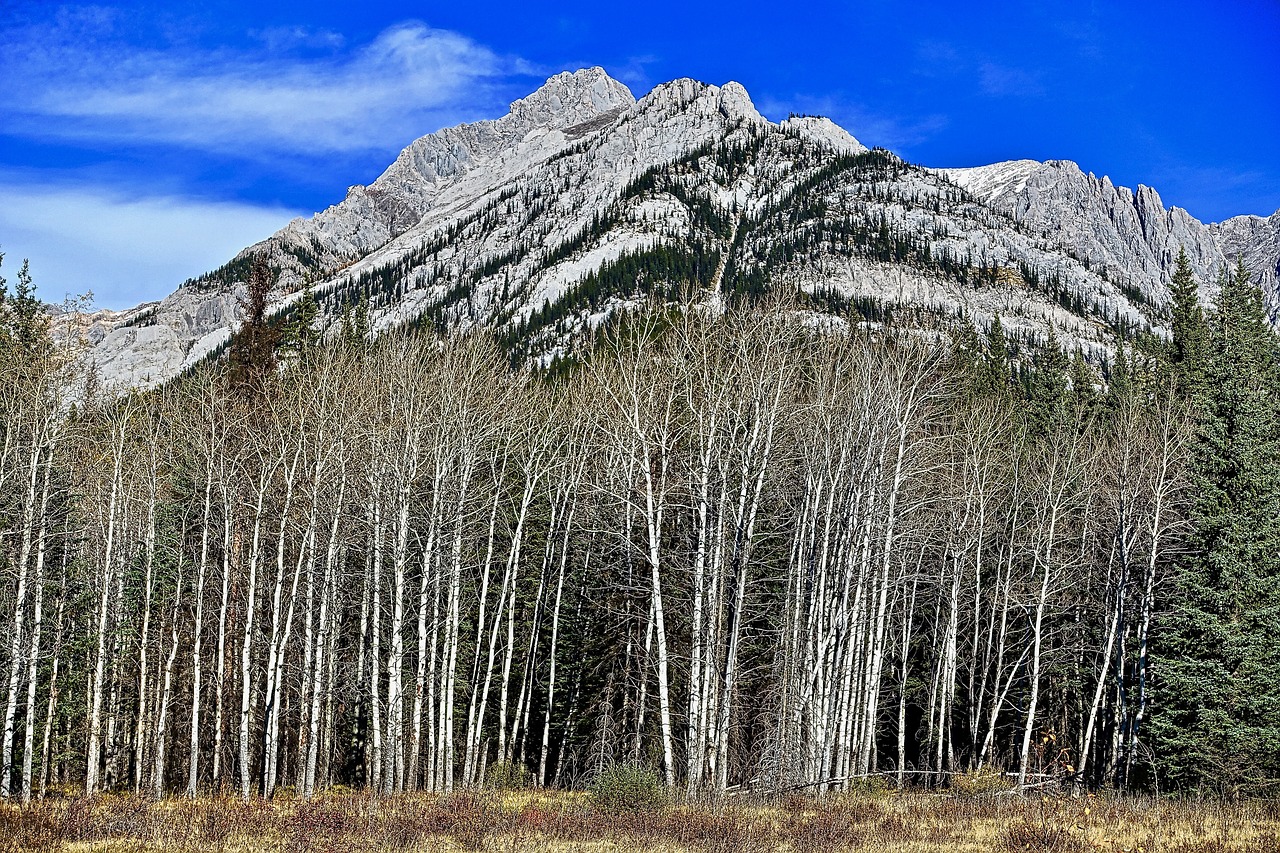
0, 274, 1225, 801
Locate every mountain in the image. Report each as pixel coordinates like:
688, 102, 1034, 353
82, 67, 1280, 388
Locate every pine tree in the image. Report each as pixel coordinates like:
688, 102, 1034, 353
1150, 259, 1280, 793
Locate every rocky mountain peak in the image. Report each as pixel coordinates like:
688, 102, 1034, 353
780, 116, 867, 154
714, 80, 760, 120
636, 77, 765, 125
374, 67, 632, 193
79, 69, 1280, 391
1214, 211, 1280, 314
507, 66, 636, 127
938, 159, 1041, 204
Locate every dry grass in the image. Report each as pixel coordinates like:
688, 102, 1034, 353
0, 788, 1276, 853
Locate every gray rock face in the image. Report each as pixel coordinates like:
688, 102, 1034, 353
1213, 212, 1280, 316
940, 160, 1229, 305
285, 67, 638, 257
81, 68, 1280, 389
87, 286, 238, 387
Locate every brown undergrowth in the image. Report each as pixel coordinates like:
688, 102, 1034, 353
0, 788, 1277, 853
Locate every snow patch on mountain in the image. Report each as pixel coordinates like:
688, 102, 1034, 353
940, 160, 1041, 204
78, 67, 1280, 391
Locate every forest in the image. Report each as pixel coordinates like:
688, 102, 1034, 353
0, 247, 1275, 805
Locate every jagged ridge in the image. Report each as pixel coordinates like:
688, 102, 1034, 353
82, 68, 1280, 388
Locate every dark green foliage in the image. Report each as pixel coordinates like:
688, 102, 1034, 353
496, 243, 715, 364
797, 286, 893, 324
948, 313, 987, 398
944, 311, 1029, 403
982, 313, 1014, 396
1150, 259, 1280, 793
1024, 327, 1072, 435
1070, 350, 1101, 422
187, 237, 332, 294
340, 297, 371, 352
0, 253, 50, 362
1168, 247, 1208, 399
281, 285, 321, 364
1105, 342, 1135, 415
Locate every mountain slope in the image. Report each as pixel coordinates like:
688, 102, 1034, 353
83, 68, 1280, 388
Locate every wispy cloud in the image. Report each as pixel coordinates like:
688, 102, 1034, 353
1148, 162, 1276, 222
978, 62, 1045, 98
914, 39, 1048, 99
0, 179, 300, 308
248, 25, 346, 52
913, 39, 962, 74
756, 93, 948, 153
0, 16, 529, 156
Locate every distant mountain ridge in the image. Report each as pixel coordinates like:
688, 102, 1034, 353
80, 67, 1280, 388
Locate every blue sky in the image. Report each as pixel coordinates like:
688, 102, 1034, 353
2, 1, 1278, 309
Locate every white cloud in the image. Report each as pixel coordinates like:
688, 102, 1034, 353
0, 181, 300, 309
1, 19, 521, 156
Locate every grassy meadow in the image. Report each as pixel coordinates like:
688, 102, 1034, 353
1, 786, 1277, 853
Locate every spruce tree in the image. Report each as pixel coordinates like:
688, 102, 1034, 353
1070, 349, 1100, 423
1025, 326, 1071, 435
949, 313, 987, 400
0, 254, 50, 363
1106, 342, 1135, 415
340, 296, 371, 352
980, 312, 1012, 397
1168, 247, 1207, 398
282, 285, 320, 365
1150, 259, 1280, 793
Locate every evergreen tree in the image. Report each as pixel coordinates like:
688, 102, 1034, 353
1106, 342, 1135, 414
1168, 247, 1208, 398
282, 285, 321, 365
1150, 259, 1280, 793
0, 254, 50, 364
1070, 349, 1100, 423
979, 312, 1013, 397
949, 313, 988, 400
340, 296, 371, 352
227, 257, 280, 397
1025, 326, 1071, 434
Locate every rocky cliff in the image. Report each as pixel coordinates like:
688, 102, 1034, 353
81, 67, 1280, 388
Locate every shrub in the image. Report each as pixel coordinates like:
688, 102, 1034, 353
843, 774, 893, 799
1000, 818, 1091, 852
0, 802, 64, 851
484, 759, 532, 790
951, 767, 1015, 798
589, 763, 670, 812
437, 791, 507, 851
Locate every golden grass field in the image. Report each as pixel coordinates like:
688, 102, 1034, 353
1, 787, 1278, 853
